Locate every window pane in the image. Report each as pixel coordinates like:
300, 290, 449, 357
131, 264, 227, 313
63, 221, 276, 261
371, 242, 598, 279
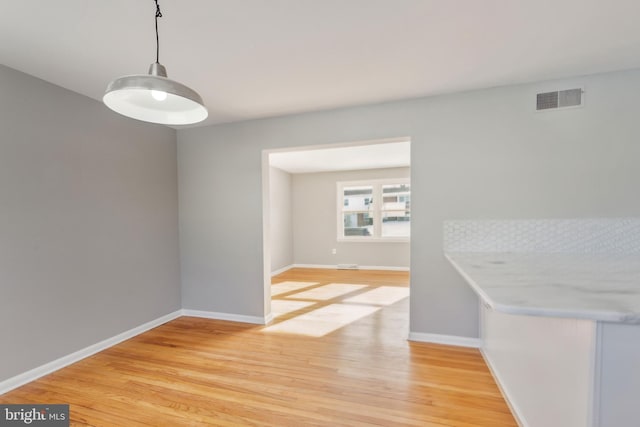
343, 186, 373, 212
343, 212, 373, 236
382, 184, 410, 211
382, 211, 410, 237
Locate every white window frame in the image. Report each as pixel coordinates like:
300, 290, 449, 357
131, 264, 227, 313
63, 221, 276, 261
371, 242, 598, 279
337, 178, 410, 242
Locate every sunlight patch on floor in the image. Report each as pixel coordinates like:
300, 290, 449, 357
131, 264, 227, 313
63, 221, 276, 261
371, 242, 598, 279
285, 283, 368, 301
343, 286, 410, 306
263, 304, 381, 337
271, 281, 319, 296
270, 300, 315, 318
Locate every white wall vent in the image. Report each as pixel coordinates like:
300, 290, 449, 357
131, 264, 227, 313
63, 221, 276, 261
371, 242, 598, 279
337, 264, 359, 270
536, 88, 583, 111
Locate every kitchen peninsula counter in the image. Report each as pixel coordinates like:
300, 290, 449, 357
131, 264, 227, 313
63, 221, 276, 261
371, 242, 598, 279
445, 252, 640, 323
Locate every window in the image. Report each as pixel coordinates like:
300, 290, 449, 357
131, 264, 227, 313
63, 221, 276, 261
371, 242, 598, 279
341, 185, 374, 237
338, 179, 410, 241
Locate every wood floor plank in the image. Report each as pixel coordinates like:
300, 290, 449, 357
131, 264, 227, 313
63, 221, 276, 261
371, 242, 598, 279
0, 268, 516, 426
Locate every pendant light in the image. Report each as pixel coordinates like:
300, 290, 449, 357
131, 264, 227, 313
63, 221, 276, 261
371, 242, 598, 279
103, 0, 208, 125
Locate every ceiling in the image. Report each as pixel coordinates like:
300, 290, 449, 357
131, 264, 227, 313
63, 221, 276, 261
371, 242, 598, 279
2, 1, 640, 128
270, 140, 410, 173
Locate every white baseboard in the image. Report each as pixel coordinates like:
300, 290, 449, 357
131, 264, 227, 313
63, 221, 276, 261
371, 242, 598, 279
480, 348, 528, 427
292, 263, 409, 272
291, 263, 338, 270
264, 312, 275, 325
408, 331, 481, 348
181, 309, 270, 325
0, 310, 182, 396
271, 264, 294, 277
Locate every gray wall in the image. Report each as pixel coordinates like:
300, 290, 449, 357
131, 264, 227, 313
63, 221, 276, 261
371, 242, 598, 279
178, 69, 640, 337
292, 167, 410, 267
269, 166, 293, 272
0, 65, 181, 382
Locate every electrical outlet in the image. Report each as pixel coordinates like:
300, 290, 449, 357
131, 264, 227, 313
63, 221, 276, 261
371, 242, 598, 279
331, 248, 337, 255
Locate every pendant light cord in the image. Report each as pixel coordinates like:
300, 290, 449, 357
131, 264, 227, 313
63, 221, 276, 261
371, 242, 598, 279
154, 0, 163, 64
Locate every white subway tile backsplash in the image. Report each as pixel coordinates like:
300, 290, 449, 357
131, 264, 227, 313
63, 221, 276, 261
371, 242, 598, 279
444, 218, 640, 254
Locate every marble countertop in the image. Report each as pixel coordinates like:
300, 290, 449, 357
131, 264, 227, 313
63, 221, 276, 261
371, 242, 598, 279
445, 252, 640, 323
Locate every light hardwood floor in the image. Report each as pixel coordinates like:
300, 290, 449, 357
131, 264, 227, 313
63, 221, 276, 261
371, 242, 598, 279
0, 268, 516, 426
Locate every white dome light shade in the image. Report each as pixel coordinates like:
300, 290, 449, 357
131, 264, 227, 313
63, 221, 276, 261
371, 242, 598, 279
103, 73, 208, 125
103, 1, 207, 126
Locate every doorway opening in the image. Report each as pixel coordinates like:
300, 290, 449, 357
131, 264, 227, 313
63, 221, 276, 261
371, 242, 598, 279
261, 137, 411, 337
